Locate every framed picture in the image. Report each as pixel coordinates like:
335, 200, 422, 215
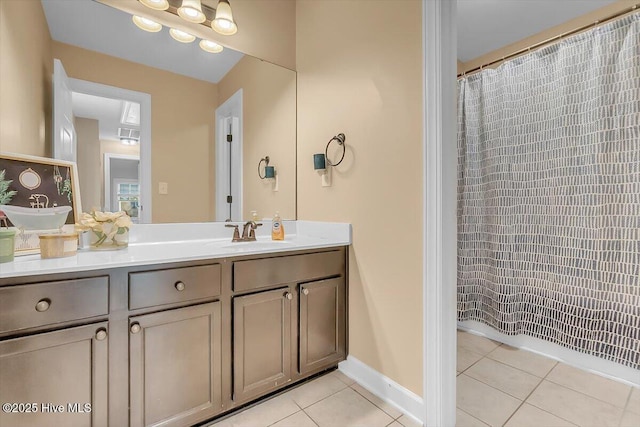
0, 152, 82, 254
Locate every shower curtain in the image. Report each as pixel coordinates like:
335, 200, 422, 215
457, 13, 640, 369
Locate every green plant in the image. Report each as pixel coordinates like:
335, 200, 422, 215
0, 170, 17, 204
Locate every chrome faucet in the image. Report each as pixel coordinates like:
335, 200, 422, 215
225, 221, 262, 242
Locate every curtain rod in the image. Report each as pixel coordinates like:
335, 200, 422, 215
458, 4, 639, 78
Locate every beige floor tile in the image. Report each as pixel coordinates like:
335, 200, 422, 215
545, 363, 631, 408
457, 347, 484, 373
351, 383, 403, 419
397, 413, 423, 427
305, 388, 394, 427
331, 369, 357, 386
285, 373, 348, 408
270, 410, 317, 427
527, 380, 623, 427
465, 357, 542, 400
456, 374, 522, 427
503, 403, 576, 427
487, 345, 557, 377
213, 393, 300, 427
457, 331, 501, 355
627, 387, 640, 414
456, 408, 489, 427
620, 410, 640, 427
387, 422, 404, 427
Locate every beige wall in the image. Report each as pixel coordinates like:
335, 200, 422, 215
0, 0, 52, 156
218, 56, 296, 220
75, 118, 102, 212
99, 0, 296, 70
52, 42, 218, 223
296, 0, 424, 395
459, 0, 637, 74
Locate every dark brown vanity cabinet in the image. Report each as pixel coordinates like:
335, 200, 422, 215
0, 247, 347, 427
129, 302, 222, 427
233, 288, 292, 403
299, 277, 346, 375
231, 249, 347, 405
0, 322, 109, 427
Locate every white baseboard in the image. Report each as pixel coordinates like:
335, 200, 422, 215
339, 356, 425, 425
458, 320, 640, 388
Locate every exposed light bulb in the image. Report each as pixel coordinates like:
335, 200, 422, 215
132, 15, 162, 33
178, 0, 206, 24
199, 39, 224, 53
169, 28, 196, 43
139, 0, 169, 11
212, 0, 237, 35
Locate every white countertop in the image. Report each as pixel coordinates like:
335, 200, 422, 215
0, 221, 351, 279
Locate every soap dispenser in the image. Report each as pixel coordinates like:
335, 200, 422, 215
271, 212, 284, 240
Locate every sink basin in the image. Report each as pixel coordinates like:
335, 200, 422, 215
206, 239, 295, 251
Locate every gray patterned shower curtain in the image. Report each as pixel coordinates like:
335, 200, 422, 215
457, 13, 640, 369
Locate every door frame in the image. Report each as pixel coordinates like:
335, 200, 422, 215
422, 0, 457, 426
68, 78, 152, 224
215, 89, 243, 221
104, 153, 140, 215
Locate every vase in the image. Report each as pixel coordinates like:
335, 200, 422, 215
89, 223, 129, 250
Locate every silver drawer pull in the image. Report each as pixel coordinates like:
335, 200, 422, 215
95, 328, 108, 341
285, 292, 293, 300
130, 323, 141, 334
35, 299, 51, 312
302, 288, 309, 296
175, 281, 186, 291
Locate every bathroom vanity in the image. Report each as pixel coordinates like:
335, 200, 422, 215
0, 221, 350, 427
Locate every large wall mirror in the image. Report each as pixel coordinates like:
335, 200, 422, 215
28, 0, 296, 224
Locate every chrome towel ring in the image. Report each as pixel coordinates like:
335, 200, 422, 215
325, 133, 346, 167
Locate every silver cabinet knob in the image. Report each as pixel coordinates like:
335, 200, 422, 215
285, 292, 293, 300
175, 281, 185, 291
95, 328, 108, 341
302, 288, 309, 296
35, 299, 50, 312
130, 323, 141, 334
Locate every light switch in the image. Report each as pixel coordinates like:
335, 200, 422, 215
159, 182, 168, 195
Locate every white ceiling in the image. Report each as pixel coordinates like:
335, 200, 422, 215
72, 92, 137, 141
41, 0, 244, 84
457, 0, 619, 62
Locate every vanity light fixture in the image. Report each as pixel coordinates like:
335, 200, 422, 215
315, 133, 346, 187
177, 0, 206, 24
120, 138, 139, 146
139, 0, 169, 11
199, 39, 224, 53
258, 156, 278, 191
169, 28, 196, 43
212, 0, 238, 35
132, 15, 162, 32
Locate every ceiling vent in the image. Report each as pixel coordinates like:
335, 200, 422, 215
118, 127, 140, 140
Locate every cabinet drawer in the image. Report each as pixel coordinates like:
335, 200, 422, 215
129, 264, 221, 310
0, 277, 109, 334
234, 250, 345, 292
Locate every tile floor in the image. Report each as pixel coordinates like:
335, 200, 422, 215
456, 330, 640, 427
209, 330, 639, 427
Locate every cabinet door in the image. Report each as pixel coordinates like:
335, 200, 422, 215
234, 288, 292, 403
129, 302, 222, 427
299, 277, 346, 374
0, 322, 108, 427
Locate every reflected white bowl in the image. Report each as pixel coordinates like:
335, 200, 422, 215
0, 205, 72, 230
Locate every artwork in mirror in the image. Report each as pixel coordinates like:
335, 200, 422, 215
7, 0, 296, 224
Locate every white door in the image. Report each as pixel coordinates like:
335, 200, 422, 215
215, 90, 243, 221
53, 59, 77, 162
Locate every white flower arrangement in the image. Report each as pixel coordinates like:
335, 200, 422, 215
77, 210, 132, 247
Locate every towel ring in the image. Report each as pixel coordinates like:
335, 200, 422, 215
325, 133, 346, 167
257, 156, 270, 179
